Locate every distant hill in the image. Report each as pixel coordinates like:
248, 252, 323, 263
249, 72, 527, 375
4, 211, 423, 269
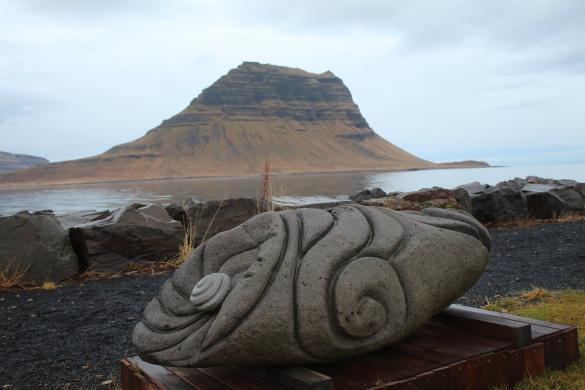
0, 151, 49, 174
0, 62, 485, 188
437, 160, 490, 168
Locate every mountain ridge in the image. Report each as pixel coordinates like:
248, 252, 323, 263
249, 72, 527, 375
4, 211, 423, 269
0, 151, 49, 174
0, 62, 484, 188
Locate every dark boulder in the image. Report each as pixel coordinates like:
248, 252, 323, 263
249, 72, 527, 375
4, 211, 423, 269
165, 203, 187, 224
400, 187, 455, 203
526, 176, 555, 185
525, 188, 584, 219
452, 188, 472, 213
349, 187, 387, 202
470, 187, 527, 223
57, 209, 112, 229
459, 177, 585, 222
0, 211, 78, 283
69, 203, 184, 272
495, 178, 526, 191
456, 181, 490, 195
182, 198, 259, 242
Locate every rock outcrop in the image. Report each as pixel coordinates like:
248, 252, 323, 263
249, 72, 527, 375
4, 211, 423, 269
69, 204, 184, 272
0, 211, 78, 283
349, 187, 387, 202
0, 62, 474, 188
354, 187, 466, 213
180, 198, 260, 244
458, 177, 585, 223
0, 151, 48, 174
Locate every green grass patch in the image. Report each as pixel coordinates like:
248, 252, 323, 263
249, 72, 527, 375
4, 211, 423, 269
484, 288, 585, 389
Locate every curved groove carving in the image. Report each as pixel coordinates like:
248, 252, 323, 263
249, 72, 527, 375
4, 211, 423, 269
133, 205, 491, 367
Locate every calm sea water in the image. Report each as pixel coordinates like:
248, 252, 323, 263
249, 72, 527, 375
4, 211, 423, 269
1, 164, 584, 217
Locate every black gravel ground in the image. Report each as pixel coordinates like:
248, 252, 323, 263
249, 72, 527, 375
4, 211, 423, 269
1, 220, 585, 389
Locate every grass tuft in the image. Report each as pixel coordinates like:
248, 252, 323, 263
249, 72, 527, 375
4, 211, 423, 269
41, 281, 58, 290
116, 200, 224, 273
257, 160, 274, 213
484, 288, 585, 389
487, 212, 585, 230
0, 265, 28, 289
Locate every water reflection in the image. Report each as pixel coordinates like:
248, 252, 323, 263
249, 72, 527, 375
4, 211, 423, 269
1, 164, 584, 216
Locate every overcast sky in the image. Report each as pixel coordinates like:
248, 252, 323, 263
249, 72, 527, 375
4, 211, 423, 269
1, 0, 584, 166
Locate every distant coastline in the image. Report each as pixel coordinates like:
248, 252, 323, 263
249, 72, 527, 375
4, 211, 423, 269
0, 161, 489, 192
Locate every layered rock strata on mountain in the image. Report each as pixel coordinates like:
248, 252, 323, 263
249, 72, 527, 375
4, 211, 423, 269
0, 62, 435, 186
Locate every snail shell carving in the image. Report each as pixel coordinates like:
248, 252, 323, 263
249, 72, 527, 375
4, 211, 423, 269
190, 273, 232, 312
133, 206, 490, 367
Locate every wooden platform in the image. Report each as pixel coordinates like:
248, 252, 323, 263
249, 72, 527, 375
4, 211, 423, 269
121, 304, 579, 389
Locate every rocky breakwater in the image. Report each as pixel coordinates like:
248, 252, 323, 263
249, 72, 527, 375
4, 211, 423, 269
166, 196, 351, 243
460, 177, 585, 223
351, 187, 470, 213
69, 203, 184, 272
348, 176, 585, 224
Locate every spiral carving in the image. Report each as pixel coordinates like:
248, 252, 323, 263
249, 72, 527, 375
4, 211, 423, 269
189, 273, 232, 312
133, 205, 491, 367
334, 257, 406, 339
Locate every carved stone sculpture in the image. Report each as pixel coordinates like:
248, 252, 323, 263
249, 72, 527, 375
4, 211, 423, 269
133, 206, 490, 367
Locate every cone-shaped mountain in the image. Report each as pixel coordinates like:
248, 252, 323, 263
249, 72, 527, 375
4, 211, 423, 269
0, 62, 469, 187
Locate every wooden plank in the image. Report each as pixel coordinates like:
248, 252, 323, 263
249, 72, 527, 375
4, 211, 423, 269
314, 352, 441, 389
450, 359, 473, 390
449, 304, 572, 331
403, 324, 508, 357
168, 367, 229, 390
121, 360, 135, 390
199, 367, 271, 390
392, 342, 469, 366
420, 323, 511, 349
371, 377, 418, 389
491, 351, 513, 389
563, 328, 580, 364
436, 306, 532, 347
248, 366, 333, 390
120, 306, 576, 390
411, 366, 452, 390
126, 357, 189, 390
521, 342, 545, 377
541, 333, 568, 369
509, 348, 525, 387
474, 353, 497, 390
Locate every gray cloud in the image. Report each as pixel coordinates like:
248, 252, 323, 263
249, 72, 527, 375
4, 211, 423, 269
0, 0, 583, 163
13, 0, 162, 20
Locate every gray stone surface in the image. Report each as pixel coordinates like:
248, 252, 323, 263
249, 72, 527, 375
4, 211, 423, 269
349, 187, 387, 202
182, 198, 259, 242
0, 211, 78, 283
471, 187, 528, 222
133, 205, 490, 367
457, 181, 489, 195
457, 176, 585, 222
525, 189, 584, 219
453, 187, 473, 213
69, 203, 183, 272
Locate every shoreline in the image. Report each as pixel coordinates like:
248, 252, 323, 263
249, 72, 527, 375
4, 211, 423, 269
0, 163, 491, 192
